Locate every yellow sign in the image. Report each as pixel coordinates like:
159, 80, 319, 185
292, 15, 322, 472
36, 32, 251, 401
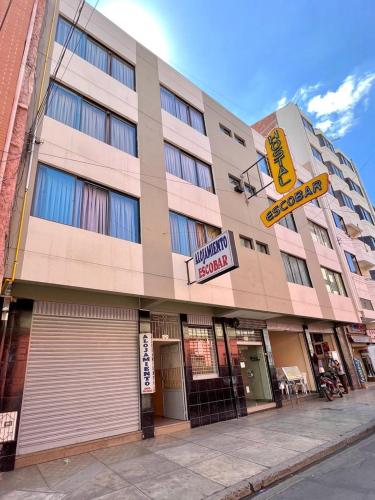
260, 173, 329, 228
265, 127, 297, 194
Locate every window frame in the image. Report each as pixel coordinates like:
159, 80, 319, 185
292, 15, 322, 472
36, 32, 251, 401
234, 133, 246, 146
360, 298, 374, 311
240, 235, 254, 250
344, 251, 362, 275
281, 252, 312, 287
47, 80, 138, 156
332, 211, 347, 233
302, 116, 315, 134
321, 266, 347, 296
257, 151, 271, 176
219, 123, 232, 137
355, 205, 374, 225
160, 85, 206, 135
311, 145, 324, 163
187, 326, 219, 380
164, 142, 215, 193
256, 241, 269, 255
56, 16, 136, 90
309, 220, 332, 248
31, 163, 141, 243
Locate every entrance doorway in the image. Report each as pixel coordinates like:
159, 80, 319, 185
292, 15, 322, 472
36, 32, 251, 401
238, 343, 273, 408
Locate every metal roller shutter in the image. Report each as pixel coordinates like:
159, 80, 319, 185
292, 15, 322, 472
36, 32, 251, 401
17, 302, 139, 456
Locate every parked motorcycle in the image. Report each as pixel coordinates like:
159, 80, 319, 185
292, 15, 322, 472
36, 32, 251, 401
319, 371, 345, 401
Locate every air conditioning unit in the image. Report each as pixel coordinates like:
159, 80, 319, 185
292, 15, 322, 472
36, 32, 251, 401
234, 184, 244, 193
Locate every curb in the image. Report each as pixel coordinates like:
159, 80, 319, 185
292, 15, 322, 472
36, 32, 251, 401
206, 419, 375, 500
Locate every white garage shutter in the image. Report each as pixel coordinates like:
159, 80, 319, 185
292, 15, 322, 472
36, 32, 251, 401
17, 302, 139, 455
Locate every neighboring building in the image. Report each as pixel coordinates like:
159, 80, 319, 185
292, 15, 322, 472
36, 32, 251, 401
253, 103, 375, 388
1, 0, 374, 471
0, 0, 48, 282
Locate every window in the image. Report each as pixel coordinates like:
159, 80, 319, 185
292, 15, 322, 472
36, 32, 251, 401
311, 146, 323, 163
240, 235, 253, 249
169, 212, 220, 256
46, 81, 137, 156
359, 235, 375, 251
281, 252, 312, 287
370, 270, 375, 281
325, 161, 344, 180
160, 86, 205, 134
55, 16, 135, 90
344, 251, 361, 275
219, 123, 232, 136
355, 205, 374, 225
32, 164, 140, 242
228, 174, 255, 195
234, 134, 246, 146
346, 178, 363, 196
187, 327, 218, 379
164, 143, 214, 192
256, 241, 269, 254
318, 134, 335, 152
278, 212, 297, 232
335, 190, 355, 210
309, 221, 332, 248
337, 153, 354, 171
257, 151, 271, 176
302, 116, 315, 134
321, 267, 347, 296
360, 298, 374, 311
332, 211, 347, 233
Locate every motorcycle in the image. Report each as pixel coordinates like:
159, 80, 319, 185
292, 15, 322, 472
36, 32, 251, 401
319, 371, 345, 401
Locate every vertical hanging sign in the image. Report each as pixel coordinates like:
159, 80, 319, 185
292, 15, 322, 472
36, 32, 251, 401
139, 333, 155, 394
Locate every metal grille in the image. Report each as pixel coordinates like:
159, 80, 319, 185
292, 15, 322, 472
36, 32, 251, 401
188, 327, 218, 379
151, 313, 180, 340
235, 328, 263, 343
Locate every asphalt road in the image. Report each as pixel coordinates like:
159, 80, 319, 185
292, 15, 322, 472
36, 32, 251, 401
252, 433, 375, 500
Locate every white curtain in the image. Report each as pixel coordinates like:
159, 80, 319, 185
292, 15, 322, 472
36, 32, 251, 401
169, 212, 190, 255
55, 16, 86, 57
176, 99, 189, 124
190, 107, 205, 134
160, 87, 176, 115
80, 183, 108, 234
197, 161, 213, 192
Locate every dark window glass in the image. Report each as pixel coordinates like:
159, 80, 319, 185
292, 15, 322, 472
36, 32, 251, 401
311, 146, 323, 163
281, 252, 312, 286
344, 251, 361, 275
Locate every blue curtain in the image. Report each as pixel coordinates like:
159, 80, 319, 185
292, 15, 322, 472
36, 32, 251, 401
46, 83, 81, 129
196, 162, 213, 192
164, 143, 182, 177
181, 153, 197, 185
190, 108, 205, 134
86, 38, 108, 72
110, 116, 136, 156
160, 87, 176, 116
32, 165, 75, 225
169, 212, 190, 255
109, 192, 139, 242
55, 17, 86, 57
111, 56, 135, 90
72, 179, 83, 227
81, 101, 106, 142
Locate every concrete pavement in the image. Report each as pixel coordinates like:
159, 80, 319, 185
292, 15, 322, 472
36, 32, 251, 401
251, 432, 375, 499
1, 388, 375, 500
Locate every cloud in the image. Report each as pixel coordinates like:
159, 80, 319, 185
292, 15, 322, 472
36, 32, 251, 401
292, 83, 321, 104
305, 73, 375, 138
277, 96, 287, 109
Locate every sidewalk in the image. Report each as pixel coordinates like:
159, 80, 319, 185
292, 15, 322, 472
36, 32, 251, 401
1, 389, 375, 500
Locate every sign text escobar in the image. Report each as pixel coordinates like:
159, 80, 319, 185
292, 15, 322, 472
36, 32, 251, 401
193, 230, 239, 284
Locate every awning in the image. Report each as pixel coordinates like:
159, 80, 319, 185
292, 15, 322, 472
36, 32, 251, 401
350, 335, 374, 344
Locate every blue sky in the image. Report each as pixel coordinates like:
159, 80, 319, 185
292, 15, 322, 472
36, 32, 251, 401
90, 0, 375, 202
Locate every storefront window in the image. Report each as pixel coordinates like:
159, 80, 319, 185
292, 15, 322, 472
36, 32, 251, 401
187, 327, 218, 379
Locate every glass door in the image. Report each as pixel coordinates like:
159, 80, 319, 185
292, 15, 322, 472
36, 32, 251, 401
238, 344, 273, 407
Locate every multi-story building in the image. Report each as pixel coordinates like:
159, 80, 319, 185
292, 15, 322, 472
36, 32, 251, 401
253, 104, 375, 386
1, 0, 374, 471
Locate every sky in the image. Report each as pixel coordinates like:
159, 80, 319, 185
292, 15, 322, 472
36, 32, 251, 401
88, 0, 375, 202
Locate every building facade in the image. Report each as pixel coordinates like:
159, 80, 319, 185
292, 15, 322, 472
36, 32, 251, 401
1, 0, 374, 471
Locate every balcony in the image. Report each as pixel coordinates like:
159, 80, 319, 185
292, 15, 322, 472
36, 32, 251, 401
346, 221, 362, 238
357, 251, 375, 272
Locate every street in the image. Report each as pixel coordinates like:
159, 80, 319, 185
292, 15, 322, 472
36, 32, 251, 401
253, 432, 375, 500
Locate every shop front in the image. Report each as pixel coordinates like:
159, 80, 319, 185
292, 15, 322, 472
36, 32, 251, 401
348, 330, 375, 384
267, 319, 317, 398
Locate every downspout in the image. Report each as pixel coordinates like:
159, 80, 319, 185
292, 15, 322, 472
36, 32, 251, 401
1, 0, 58, 295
